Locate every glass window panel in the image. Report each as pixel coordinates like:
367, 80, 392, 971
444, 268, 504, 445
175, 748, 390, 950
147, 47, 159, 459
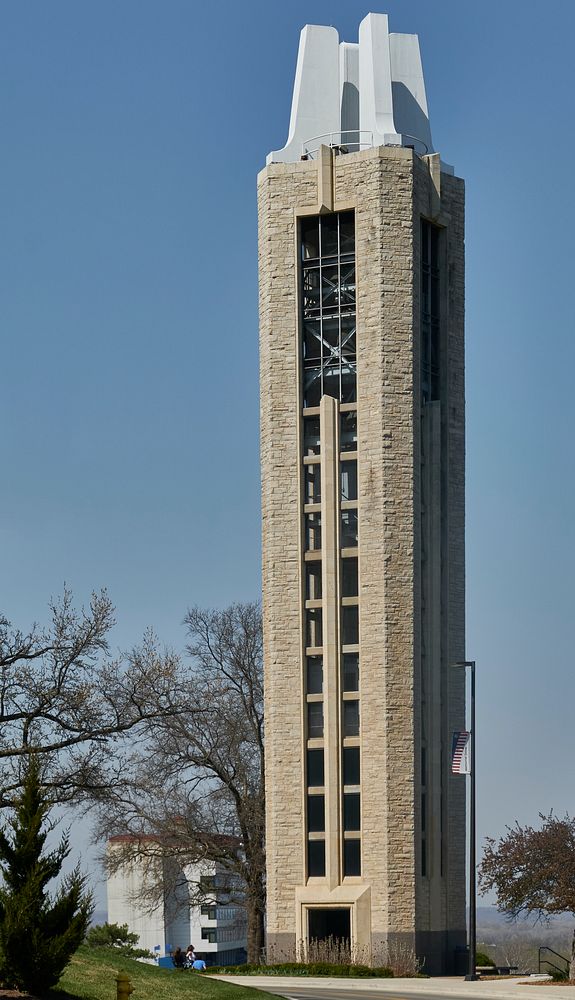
341, 509, 358, 547
320, 215, 338, 257
306, 607, 323, 648
302, 267, 321, 313
321, 265, 340, 309
340, 411, 357, 452
339, 212, 355, 255
305, 513, 322, 551
304, 320, 321, 362
344, 793, 360, 832
341, 314, 356, 358
306, 561, 322, 600
307, 748, 325, 787
340, 365, 357, 403
341, 460, 357, 501
322, 365, 340, 400
342, 652, 359, 691
307, 839, 326, 877
304, 463, 321, 504
306, 656, 323, 694
343, 747, 360, 786
304, 368, 322, 408
343, 700, 359, 737
322, 316, 339, 349
339, 263, 356, 306
342, 605, 359, 645
308, 701, 324, 738
304, 417, 320, 455
341, 558, 358, 598
301, 217, 320, 260
307, 794, 325, 833
343, 839, 361, 877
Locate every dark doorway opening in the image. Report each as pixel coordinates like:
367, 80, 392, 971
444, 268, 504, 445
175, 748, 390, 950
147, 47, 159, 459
308, 907, 350, 944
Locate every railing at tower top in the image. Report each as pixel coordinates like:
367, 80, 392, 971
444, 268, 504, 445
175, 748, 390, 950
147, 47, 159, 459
301, 131, 373, 159
300, 130, 429, 160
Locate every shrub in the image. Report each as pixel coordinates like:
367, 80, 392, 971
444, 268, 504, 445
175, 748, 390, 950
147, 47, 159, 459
85, 921, 151, 958
206, 961, 394, 977
476, 951, 496, 968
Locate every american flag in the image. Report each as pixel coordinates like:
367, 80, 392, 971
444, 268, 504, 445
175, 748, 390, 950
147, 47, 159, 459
451, 730, 471, 774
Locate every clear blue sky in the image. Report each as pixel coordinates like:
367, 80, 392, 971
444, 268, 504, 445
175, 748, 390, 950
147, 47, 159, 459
1, 0, 574, 909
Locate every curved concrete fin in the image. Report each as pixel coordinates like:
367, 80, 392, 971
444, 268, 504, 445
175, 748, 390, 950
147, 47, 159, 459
390, 33, 433, 153
267, 25, 340, 165
359, 13, 399, 146
339, 42, 359, 141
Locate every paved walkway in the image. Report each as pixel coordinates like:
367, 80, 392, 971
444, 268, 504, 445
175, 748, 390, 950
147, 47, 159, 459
214, 975, 573, 1000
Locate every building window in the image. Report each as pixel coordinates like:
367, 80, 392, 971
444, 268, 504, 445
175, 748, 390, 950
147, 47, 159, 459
340, 510, 358, 547
304, 416, 321, 455
306, 656, 323, 694
341, 557, 358, 598
201, 928, 217, 943
341, 604, 359, 646
343, 746, 360, 785
305, 513, 322, 551
308, 702, 324, 738
307, 794, 325, 832
343, 793, 361, 832
307, 839, 326, 877
343, 839, 361, 877
304, 463, 321, 504
307, 748, 325, 787
342, 652, 359, 691
343, 700, 360, 737
306, 561, 322, 600
340, 461, 357, 501
340, 410, 357, 452
306, 608, 323, 648
200, 904, 217, 919
301, 212, 356, 407
421, 220, 440, 402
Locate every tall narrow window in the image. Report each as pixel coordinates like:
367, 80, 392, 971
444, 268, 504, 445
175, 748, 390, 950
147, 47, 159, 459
308, 702, 324, 739
306, 562, 322, 600
340, 410, 357, 452
304, 463, 321, 504
301, 212, 356, 407
341, 558, 358, 597
421, 220, 440, 402
305, 513, 322, 551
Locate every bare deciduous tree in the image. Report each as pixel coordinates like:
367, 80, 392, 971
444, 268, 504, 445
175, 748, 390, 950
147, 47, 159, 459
479, 813, 575, 979
0, 589, 178, 807
97, 601, 265, 963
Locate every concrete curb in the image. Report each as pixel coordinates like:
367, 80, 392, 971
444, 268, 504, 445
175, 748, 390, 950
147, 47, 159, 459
213, 975, 574, 1000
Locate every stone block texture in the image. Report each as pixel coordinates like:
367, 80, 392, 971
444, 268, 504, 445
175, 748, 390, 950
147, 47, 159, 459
259, 145, 466, 974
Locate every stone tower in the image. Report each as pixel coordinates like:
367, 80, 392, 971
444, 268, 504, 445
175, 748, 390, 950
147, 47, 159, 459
258, 13, 466, 974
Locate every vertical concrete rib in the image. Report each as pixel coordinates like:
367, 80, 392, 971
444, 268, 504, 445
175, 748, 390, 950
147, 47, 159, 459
320, 393, 341, 889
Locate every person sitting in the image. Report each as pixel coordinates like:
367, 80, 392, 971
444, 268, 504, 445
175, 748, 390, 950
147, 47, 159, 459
192, 957, 207, 971
185, 945, 196, 968
172, 946, 186, 969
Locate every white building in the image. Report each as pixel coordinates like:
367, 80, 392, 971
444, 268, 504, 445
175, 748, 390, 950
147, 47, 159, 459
106, 836, 247, 966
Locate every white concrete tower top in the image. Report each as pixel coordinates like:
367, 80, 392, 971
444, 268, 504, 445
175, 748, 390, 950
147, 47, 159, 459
267, 12, 436, 166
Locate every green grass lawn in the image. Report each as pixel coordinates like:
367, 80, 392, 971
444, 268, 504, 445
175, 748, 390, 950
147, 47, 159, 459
49, 947, 275, 1000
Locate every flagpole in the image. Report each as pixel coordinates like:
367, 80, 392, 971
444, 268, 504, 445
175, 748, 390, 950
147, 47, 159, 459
454, 660, 477, 982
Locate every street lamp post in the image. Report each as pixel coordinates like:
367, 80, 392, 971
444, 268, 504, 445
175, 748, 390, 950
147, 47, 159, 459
454, 660, 477, 982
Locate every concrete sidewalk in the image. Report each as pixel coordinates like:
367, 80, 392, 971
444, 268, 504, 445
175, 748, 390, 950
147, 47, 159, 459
214, 974, 573, 1000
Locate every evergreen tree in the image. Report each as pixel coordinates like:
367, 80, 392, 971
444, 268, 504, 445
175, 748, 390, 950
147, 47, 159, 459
0, 757, 93, 995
